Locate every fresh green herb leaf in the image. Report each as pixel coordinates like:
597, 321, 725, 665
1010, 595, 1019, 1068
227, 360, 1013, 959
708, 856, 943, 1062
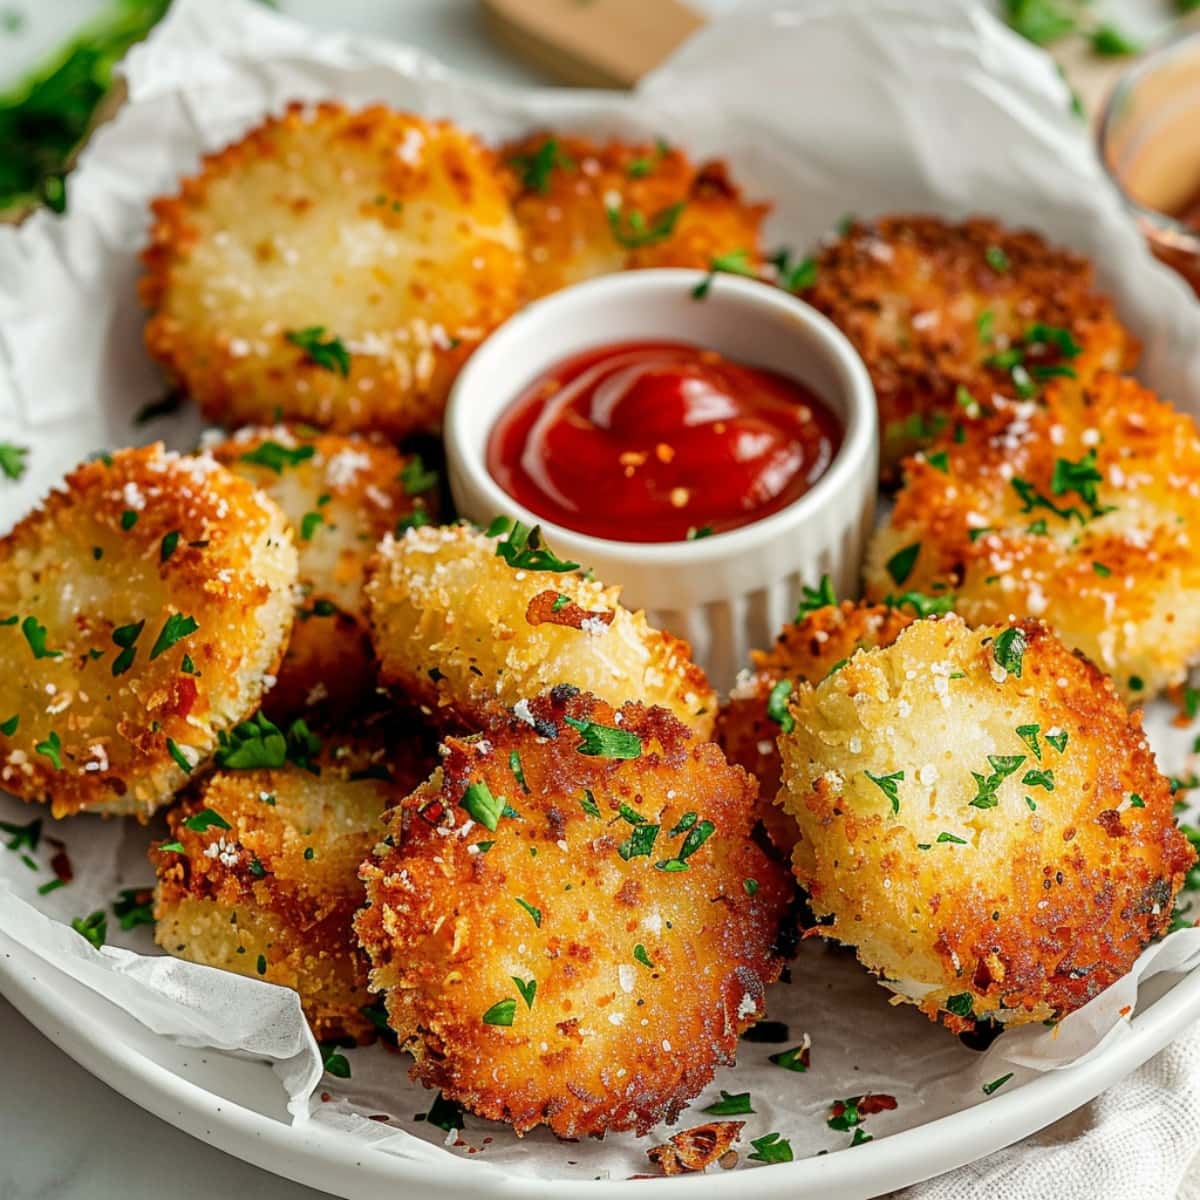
487, 517, 580, 572
482, 998, 517, 1027
766, 679, 795, 733
239, 440, 316, 474
35, 730, 62, 770
285, 326, 351, 376
985, 244, 1011, 272
703, 1090, 754, 1115
743, 878, 759, 896
865, 769, 904, 815
937, 831, 967, 845
509, 138, 573, 193
993, 626, 1027, 678
399, 455, 439, 496
512, 975, 537, 1009
22, 615, 61, 659
685, 524, 714, 539
158, 841, 185, 854
182, 808, 230, 833
580, 789, 600, 818
1002, 0, 1076, 45
946, 991, 974, 1016
982, 1072, 1014, 1095
633, 943, 655, 969
514, 896, 542, 927
795, 574, 836, 618
748, 1132, 793, 1164
885, 590, 956, 618
71, 910, 106, 949
564, 715, 642, 759
461, 781, 506, 831
160, 530, 180, 562
320, 1043, 351, 1078
1091, 24, 1140, 56
1016, 724, 1041, 760
166, 737, 193, 774
110, 619, 145, 677
299, 510, 324, 541
692, 248, 755, 299
606, 201, 685, 249
0, 443, 28, 481
256, 954, 267, 975
395, 509, 430, 535
768, 1043, 810, 1072
1129, 794, 1145, 809
509, 749, 529, 793
0, 714, 17, 736
926, 450, 949, 474
1023, 767, 1055, 791
112, 887, 154, 931
422, 1091, 465, 1131
619, 823, 660, 860
885, 542, 921, 586
120, 509, 138, 530
1046, 730, 1069, 753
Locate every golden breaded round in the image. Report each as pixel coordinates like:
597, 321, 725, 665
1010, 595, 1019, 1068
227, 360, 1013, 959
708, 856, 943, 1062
0, 445, 296, 819
210, 424, 436, 718
777, 615, 1193, 1031
364, 522, 716, 736
802, 215, 1137, 473
355, 688, 793, 1136
717, 599, 918, 852
153, 725, 432, 1043
865, 373, 1200, 702
141, 102, 524, 438
502, 132, 768, 302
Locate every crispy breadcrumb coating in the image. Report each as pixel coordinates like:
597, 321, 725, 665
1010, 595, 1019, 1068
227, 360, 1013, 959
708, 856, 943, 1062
777, 615, 1193, 1031
803, 215, 1137, 473
0, 445, 296, 819
355, 688, 793, 1137
865, 373, 1200, 702
717, 599, 918, 852
501, 132, 768, 301
154, 726, 432, 1043
141, 102, 524, 438
211, 424, 436, 718
363, 522, 716, 736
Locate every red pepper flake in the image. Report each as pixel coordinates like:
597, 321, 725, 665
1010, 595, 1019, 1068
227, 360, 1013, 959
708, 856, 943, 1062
368, 1114, 391, 1123
856, 1093, 898, 1116
320, 1092, 332, 1102
47, 838, 73, 884
525, 589, 615, 632
1096, 811, 1126, 838
647, 1121, 744, 1175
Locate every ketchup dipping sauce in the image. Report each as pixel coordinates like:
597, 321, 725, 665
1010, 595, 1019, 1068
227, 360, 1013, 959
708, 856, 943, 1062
487, 340, 842, 544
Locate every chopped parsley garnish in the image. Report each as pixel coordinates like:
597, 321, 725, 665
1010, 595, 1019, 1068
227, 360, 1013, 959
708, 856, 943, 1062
579, 789, 601, 818
120, 509, 138, 530
166, 737, 193, 774
982, 1072, 1014, 1095
110, 620, 145, 677
619, 823, 660, 860
743, 878, 759, 896
1023, 767, 1055, 791
956, 385, 982, 417
937, 831, 967, 845
180, 654, 197, 675
112, 887, 154, 931
514, 896, 542, 927
422, 1091, 465, 1132
886, 590, 955, 617
0, 817, 39, 852
992, 626, 1026, 677
796, 574, 837, 618
1016, 724, 1041, 759
691, 248, 755, 299
669, 811, 697, 836
239, 441, 316, 474
677, 819, 716, 860
303, 847, 314, 861
133, 389, 184, 425
21, 615, 61, 659
748, 1132, 793, 1164
606, 201, 685, 249
509, 749, 530, 793
482, 998, 517, 1027
885, 541, 921, 586
160, 530, 180, 562
984, 244, 1010, 272
970, 754, 1026, 808
550, 593, 572, 612
487, 517, 580, 572
35, 730, 62, 770
461, 780, 506, 831
828, 1098, 866, 1130
766, 679, 795, 733
215, 713, 320, 772
926, 450, 949, 474
181, 808, 230, 833
71, 910, 107, 950
299, 511, 324, 541
512, 975, 537, 1010
865, 769, 904, 814
509, 138, 572, 193
945, 992, 974, 1016
977, 309, 995, 342
256, 954, 267, 975
158, 841, 185, 854
395, 509, 430, 535
285, 326, 351, 377
0, 443, 28, 481
768, 1043, 810, 1072
703, 1090, 754, 1115
1129, 674, 1145, 692
0, 714, 17, 736
564, 715, 642, 759
633, 943, 655, 969
399, 455, 439, 496
1091, 24, 1140, 55
1129, 794, 1145, 808
320, 1043, 351, 1078
685, 524, 714, 540
1046, 730, 1069, 753
770, 247, 818, 292
1050, 448, 1110, 518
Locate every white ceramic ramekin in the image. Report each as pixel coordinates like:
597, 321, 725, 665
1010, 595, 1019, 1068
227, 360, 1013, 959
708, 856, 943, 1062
444, 269, 878, 690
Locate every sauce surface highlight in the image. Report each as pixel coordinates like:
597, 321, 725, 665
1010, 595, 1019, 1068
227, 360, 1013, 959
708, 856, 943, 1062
487, 340, 841, 543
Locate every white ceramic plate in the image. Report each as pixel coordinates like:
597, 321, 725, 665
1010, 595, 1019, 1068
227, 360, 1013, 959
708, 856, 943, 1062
2, 926, 1199, 1200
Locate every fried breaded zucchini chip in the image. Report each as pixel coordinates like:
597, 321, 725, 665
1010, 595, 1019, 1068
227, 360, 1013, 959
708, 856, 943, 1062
211, 425, 436, 718
364, 521, 716, 736
716, 597, 918, 852
355, 688, 793, 1137
501, 132, 768, 302
142, 102, 524, 438
865, 373, 1200, 702
0, 445, 296, 819
154, 727, 430, 1043
803, 215, 1137, 472
777, 615, 1193, 1031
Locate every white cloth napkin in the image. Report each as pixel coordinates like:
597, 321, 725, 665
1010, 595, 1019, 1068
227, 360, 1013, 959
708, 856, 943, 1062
899, 1022, 1200, 1198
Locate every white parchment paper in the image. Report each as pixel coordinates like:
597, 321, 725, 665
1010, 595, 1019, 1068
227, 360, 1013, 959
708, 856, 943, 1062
2, 0, 1200, 1183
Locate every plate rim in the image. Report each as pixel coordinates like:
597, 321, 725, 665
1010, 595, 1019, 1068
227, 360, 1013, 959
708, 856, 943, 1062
4, 923, 1200, 1199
